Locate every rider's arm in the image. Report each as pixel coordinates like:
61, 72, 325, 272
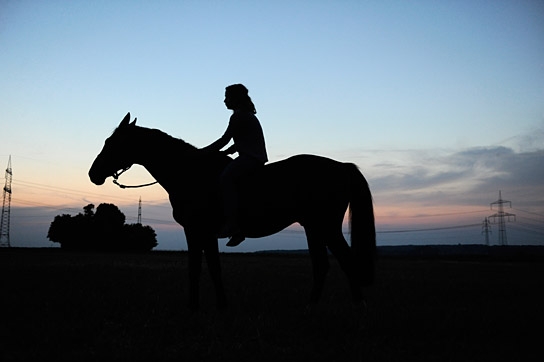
200, 123, 233, 154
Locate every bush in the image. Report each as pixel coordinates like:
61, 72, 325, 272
47, 203, 157, 252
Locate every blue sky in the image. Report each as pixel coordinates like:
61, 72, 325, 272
1, 1, 543, 250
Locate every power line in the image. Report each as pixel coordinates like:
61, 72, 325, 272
509, 223, 544, 236
14, 195, 178, 227
377, 223, 481, 234
510, 220, 544, 233
403, 209, 490, 218
6, 169, 543, 242
13, 197, 81, 210
13, 178, 162, 205
125, 216, 178, 226
512, 207, 544, 218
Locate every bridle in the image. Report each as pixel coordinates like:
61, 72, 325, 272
112, 166, 158, 189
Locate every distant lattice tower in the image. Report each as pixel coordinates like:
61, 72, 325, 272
481, 217, 492, 246
0, 156, 13, 247
137, 196, 142, 225
489, 190, 516, 246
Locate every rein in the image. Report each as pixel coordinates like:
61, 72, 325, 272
112, 166, 158, 189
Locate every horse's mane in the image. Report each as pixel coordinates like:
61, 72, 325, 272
115, 124, 198, 153
145, 127, 197, 151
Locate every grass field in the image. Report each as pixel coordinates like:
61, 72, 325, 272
1, 248, 542, 361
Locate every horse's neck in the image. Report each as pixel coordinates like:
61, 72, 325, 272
133, 128, 200, 193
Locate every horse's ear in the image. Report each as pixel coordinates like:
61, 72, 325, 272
130, 117, 137, 126
120, 112, 131, 128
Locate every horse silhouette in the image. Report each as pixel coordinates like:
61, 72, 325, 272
89, 113, 376, 310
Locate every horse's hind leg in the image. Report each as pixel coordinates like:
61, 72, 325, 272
304, 226, 330, 304
203, 236, 228, 310
327, 232, 364, 303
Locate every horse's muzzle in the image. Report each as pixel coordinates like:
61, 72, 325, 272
89, 171, 106, 185
88, 162, 107, 185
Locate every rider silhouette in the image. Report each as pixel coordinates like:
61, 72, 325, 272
201, 84, 268, 246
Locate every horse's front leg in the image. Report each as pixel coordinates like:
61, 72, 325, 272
204, 235, 228, 309
185, 230, 202, 311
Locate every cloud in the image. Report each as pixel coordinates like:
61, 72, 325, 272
367, 146, 544, 211
501, 122, 544, 153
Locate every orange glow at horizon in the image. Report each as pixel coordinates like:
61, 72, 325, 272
10, 176, 170, 211
373, 204, 490, 228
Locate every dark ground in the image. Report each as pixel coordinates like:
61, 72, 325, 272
1, 247, 542, 361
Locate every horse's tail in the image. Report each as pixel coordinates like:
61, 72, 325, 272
347, 163, 376, 286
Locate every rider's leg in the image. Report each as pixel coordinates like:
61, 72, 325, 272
219, 156, 260, 245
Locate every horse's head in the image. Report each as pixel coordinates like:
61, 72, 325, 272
89, 112, 138, 185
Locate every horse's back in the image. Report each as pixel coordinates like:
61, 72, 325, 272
265, 154, 352, 193
240, 154, 354, 235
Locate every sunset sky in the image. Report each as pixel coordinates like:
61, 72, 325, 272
1, 1, 543, 251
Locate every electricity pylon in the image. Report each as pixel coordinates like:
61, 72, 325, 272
0, 156, 13, 247
481, 217, 492, 246
489, 190, 516, 246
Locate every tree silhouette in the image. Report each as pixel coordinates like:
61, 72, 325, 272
47, 203, 157, 251
47, 214, 78, 249
122, 224, 158, 251
93, 203, 125, 250
95, 203, 125, 228
83, 203, 95, 218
